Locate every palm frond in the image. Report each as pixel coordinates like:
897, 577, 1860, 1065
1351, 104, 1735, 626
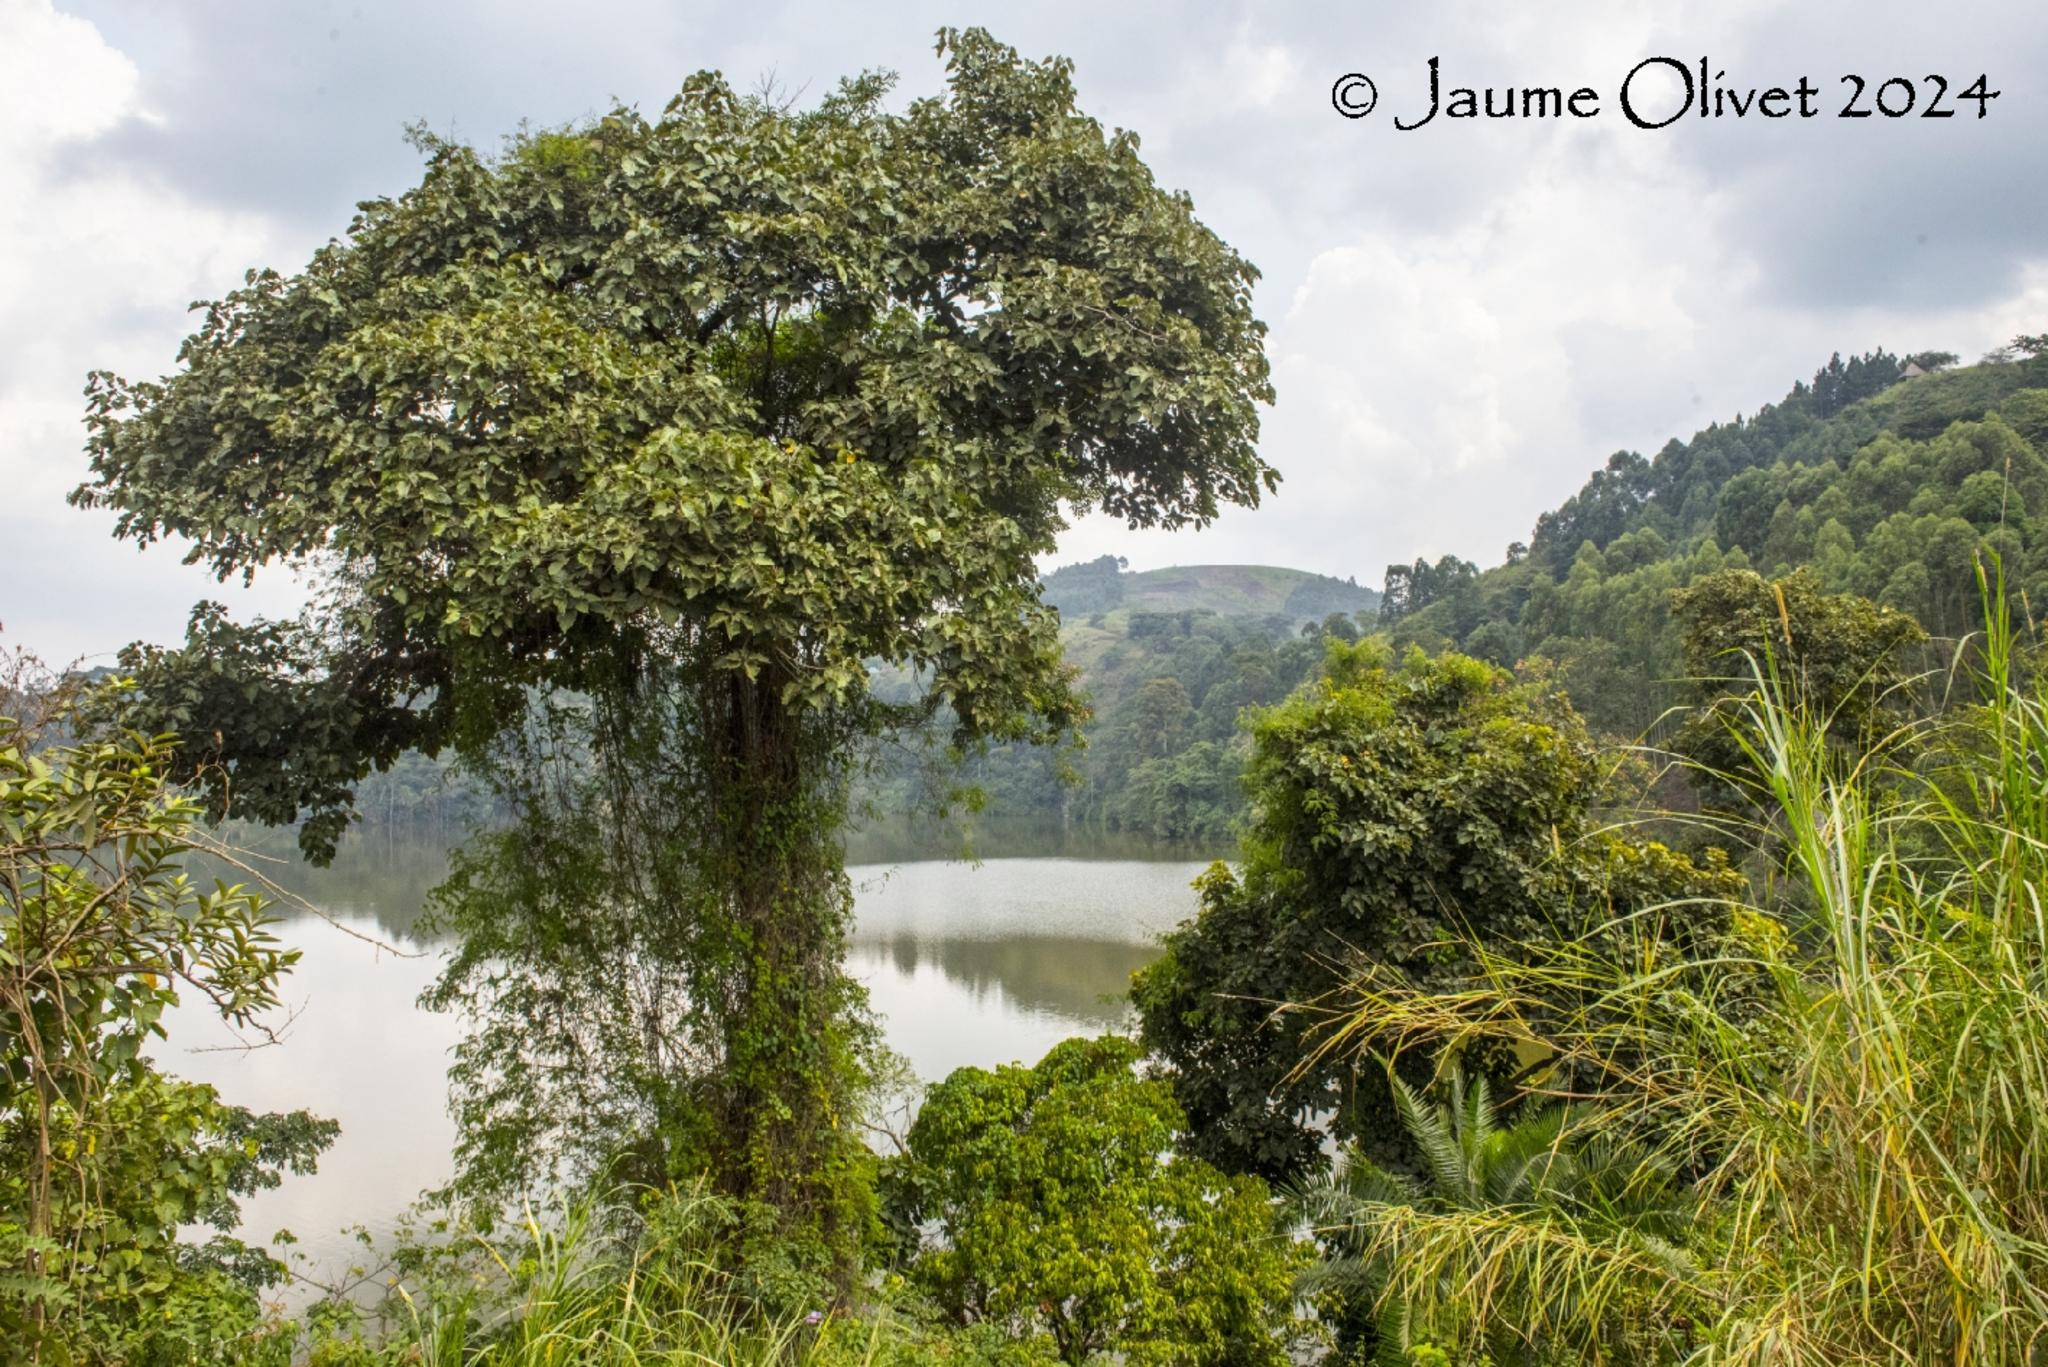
1394, 1071, 1473, 1206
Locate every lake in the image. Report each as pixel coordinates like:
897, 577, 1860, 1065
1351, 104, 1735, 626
159, 836, 1219, 1282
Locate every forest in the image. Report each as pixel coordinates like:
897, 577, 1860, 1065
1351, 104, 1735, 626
870, 346, 2048, 845
7, 26, 2048, 1367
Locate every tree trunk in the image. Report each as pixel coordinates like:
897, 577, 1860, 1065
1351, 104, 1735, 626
711, 669, 863, 1277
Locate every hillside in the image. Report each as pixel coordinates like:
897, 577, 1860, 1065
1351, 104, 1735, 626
901, 343, 2048, 844
1122, 564, 1378, 618
857, 559, 1365, 845
1041, 556, 1378, 623
1380, 346, 2048, 736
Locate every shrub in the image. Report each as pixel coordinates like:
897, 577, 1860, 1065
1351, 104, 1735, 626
884, 1036, 1308, 1365
0, 714, 335, 1364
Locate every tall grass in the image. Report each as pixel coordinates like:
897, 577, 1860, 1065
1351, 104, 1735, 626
1305, 576, 2048, 1363
311, 1186, 900, 1366
1697, 582, 2048, 1363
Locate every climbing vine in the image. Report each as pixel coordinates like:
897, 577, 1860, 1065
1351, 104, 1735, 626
73, 28, 1277, 1265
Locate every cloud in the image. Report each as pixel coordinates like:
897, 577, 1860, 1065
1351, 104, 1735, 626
1054, 0, 2048, 579
0, 0, 306, 664
1058, 108, 1742, 577
1600, 0, 2048, 311
10, 0, 2048, 651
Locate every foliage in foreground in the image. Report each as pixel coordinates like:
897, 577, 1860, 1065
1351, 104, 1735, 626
883, 1036, 1308, 1366
0, 711, 336, 1365
1132, 640, 1740, 1182
302, 1182, 1108, 1367
290, 1041, 1304, 1367
1308, 577, 2048, 1362
1296, 1068, 1694, 1364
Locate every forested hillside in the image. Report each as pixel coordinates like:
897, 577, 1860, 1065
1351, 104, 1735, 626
1380, 347, 2048, 737
864, 563, 1379, 844
879, 346, 2048, 844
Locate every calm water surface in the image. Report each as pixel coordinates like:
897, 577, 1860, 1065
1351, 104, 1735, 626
160, 837, 1217, 1280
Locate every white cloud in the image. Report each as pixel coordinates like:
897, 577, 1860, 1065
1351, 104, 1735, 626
1059, 106, 1747, 578
0, 0, 135, 146
12, 0, 2048, 639
0, 0, 307, 665
1205, 33, 1304, 115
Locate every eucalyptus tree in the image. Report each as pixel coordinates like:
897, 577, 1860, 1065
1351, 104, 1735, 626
72, 30, 1276, 1256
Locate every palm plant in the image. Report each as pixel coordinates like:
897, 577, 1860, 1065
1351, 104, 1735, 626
1296, 1066, 1693, 1365
1302, 563, 2048, 1362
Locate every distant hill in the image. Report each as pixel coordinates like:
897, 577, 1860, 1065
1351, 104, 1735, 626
849, 558, 1386, 844
1041, 557, 1380, 624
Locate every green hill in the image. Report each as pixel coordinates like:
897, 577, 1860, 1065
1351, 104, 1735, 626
1123, 564, 1378, 618
852, 343, 2048, 854
861, 558, 1365, 845
908, 343, 2048, 844
1041, 556, 1378, 623
1378, 346, 2048, 737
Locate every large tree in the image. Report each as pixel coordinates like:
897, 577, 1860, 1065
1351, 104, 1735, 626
72, 30, 1275, 1256
1132, 643, 1739, 1181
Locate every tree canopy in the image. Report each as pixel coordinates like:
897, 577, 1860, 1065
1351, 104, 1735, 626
1669, 567, 1928, 801
1132, 642, 1739, 1180
75, 27, 1276, 856
883, 1036, 1305, 1365
1371, 353, 2048, 743
70, 29, 1279, 1260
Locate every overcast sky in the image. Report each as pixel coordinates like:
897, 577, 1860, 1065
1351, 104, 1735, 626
5, 0, 2045, 665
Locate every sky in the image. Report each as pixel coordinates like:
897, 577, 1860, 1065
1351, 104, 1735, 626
4, 0, 2046, 665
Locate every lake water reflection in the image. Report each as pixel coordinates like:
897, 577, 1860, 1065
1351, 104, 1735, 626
160, 835, 1217, 1280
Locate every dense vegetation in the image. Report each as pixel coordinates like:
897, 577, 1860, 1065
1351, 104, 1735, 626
1132, 643, 1739, 1181
335, 560, 1377, 849
1277, 577, 2048, 1362
881, 1035, 1306, 1364
0, 667, 337, 1363
68, 27, 1277, 1278
1386, 349, 2048, 739
11, 18, 2048, 1365
865, 581, 1362, 846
